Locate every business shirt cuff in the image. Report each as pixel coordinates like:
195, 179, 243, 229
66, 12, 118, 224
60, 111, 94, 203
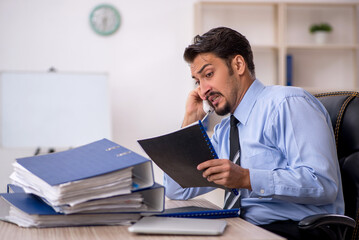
249, 169, 275, 197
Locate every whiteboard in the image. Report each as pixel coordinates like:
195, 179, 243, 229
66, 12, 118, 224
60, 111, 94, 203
0, 72, 111, 148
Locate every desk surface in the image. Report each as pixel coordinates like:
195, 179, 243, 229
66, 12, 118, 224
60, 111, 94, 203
0, 198, 285, 240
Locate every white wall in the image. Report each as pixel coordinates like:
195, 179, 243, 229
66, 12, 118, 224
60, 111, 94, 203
0, 0, 195, 184
0, 0, 196, 147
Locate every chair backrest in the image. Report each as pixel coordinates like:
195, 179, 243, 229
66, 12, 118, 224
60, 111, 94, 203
315, 91, 359, 237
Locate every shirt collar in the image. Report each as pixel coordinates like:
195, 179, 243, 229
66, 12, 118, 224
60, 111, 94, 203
233, 79, 265, 125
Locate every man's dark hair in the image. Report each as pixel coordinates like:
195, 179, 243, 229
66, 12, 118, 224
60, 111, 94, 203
183, 27, 255, 78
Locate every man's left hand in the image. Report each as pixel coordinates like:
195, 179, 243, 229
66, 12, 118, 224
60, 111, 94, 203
197, 159, 252, 190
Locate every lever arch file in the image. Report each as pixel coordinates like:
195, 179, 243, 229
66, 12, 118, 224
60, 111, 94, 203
0, 193, 141, 228
1, 182, 166, 228
10, 138, 155, 207
138, 121, 223, 189
54, 183, 165, 214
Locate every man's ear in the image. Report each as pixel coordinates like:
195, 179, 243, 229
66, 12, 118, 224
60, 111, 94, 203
232, 55, 246, 75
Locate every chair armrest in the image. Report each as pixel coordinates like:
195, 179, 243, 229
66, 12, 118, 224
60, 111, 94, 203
298, 214, 356, 230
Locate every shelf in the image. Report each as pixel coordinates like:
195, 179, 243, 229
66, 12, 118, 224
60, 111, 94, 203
285, 3, 357, 46
194, 1, 359, 100
195, 2, 278, 47
286, 44, 358, 50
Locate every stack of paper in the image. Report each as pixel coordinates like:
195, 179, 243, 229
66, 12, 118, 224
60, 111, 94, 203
11, 163, 133, 207
0, 193, 141, 228
51, 184, 165, 214
0, 138, 165, 227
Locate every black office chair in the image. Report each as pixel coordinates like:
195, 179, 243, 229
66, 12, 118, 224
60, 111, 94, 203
298, 91, 359, 240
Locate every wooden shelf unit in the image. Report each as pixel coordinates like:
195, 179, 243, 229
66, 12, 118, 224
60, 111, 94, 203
194, 1, 359, 94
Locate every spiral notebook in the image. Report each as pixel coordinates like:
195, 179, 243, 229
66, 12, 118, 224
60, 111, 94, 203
138, 120, 224, 189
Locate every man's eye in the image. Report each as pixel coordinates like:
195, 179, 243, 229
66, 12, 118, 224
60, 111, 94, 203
195, 80, 200, 86
206, 72, 213, 78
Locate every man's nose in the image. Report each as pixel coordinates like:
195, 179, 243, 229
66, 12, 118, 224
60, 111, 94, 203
199, 80, 211, 99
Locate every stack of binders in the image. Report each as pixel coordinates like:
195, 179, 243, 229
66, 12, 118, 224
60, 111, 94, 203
0, 138, 165, 227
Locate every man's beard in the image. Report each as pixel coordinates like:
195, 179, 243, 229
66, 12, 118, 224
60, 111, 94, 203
207, 93, 231, 116
214, 102, 231, 116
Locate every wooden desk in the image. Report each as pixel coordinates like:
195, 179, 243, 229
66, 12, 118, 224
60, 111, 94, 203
0, 199, 285, 240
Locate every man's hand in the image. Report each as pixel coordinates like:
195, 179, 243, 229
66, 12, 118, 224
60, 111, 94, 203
197, 159, 252, 190
182, 87, 206, 127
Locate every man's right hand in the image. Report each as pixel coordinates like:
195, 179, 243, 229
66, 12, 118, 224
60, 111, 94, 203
182, 87, 206, 127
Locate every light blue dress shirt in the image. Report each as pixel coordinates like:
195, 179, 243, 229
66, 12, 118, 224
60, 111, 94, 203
164, 79, 344, 225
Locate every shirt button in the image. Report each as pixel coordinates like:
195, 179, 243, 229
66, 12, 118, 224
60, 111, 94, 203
260, 189, 265, 194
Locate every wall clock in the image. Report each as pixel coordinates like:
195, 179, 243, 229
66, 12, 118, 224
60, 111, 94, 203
89, 4, 121, 36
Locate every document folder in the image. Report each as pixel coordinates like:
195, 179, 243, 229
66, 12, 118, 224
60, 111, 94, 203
0, 193, 140, 228
138, 121, 223, 189
10, 138, 154, 206
54, 183, 165, 214
156, 206, 239, 219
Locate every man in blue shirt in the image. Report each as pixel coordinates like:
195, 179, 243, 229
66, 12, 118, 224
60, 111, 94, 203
164, 27, 344, 239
